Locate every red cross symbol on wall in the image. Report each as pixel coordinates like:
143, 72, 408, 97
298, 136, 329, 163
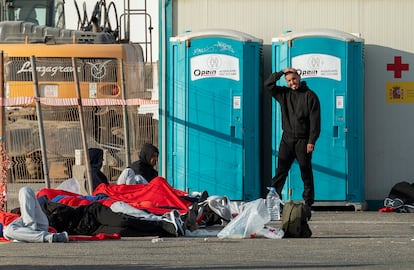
387, 56, 409, 78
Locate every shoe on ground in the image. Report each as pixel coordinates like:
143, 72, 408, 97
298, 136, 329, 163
161, 210, 186, 237
171, 210, 186, 236
199, 190, 209, 203
384, 197, 404, 209
184, 202, 199, 232
50, 232, 69, 243
205, 196, 232, 222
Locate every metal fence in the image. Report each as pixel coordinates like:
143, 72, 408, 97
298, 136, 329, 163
0, 56, 158, 211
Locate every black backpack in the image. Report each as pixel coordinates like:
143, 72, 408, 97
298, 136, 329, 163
281, 200, 312, 238
388, 181, 414, 204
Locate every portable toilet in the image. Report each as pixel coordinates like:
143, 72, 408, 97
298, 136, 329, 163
167, 29, 262, 201
271, 29, 365, 209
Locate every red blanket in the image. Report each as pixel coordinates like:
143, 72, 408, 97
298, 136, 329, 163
93, 176, 192, 215
0, 210, 19, 227
37, 176, 192, 215
0, 211, 19, 241
37, 188, 114, 207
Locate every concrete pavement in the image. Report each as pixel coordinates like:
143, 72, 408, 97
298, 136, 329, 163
1, 211, 414, 270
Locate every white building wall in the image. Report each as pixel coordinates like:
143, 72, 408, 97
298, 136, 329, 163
171, 0, 414, 203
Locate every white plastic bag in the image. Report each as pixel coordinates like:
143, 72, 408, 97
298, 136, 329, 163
56, 178, 81, 194
254, 226, 284, 239
217, 198, 270, 239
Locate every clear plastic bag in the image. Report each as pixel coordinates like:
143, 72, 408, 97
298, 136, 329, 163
217, 198, 270, 239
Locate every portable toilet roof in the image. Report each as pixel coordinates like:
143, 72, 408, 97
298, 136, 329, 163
272, 28, 364, 43
170, 28, 263, 43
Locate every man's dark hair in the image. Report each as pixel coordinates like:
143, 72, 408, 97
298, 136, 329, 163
285, 70, 299, 76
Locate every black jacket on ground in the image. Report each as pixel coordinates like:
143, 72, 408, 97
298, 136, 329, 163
41, 200, 175, 237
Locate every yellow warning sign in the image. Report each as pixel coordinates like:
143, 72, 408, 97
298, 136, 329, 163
386, 82, 414, 103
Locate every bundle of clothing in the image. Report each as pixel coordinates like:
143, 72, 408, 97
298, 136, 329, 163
381, 181, 414, 213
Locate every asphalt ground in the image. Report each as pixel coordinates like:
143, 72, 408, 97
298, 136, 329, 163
1, 210, 413, 270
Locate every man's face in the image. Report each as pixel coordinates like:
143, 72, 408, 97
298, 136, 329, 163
150, 154, 158, 167
285, 72, 301, 90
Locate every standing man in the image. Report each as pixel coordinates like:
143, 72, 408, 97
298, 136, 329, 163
264, 68, 321, 216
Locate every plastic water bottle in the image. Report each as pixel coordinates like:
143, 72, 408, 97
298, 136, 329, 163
266, 187, 281, 221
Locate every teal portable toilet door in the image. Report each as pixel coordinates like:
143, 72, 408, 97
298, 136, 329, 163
277, 37, 349, 202
169, 36, 245, 199
186, 39, 244, 199
187, 82, 243, 199
168, 30, 263, 201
